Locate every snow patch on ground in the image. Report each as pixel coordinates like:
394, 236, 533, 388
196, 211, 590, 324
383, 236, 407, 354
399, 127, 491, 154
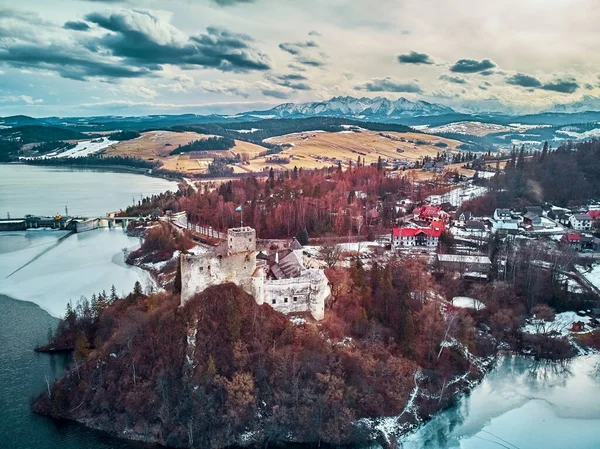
522, 311, 592, 336
452, 296, 485, 310
577, 264, 600, 291
53, 137, 116, 158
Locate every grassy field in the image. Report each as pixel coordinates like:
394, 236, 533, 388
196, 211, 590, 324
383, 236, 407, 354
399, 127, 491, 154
234, 130, 463, 174
103, 131, 266, 174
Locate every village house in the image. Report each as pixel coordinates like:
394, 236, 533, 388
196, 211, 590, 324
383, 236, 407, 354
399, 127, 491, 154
493, 208, 512, 221
458, 211, 472, 225
562, 232, 583, 251
413, 205, 450, 223
522, 212, 543, 228
570, 213, 592, 231
392, 226, 441, 248
437, 254, 492, 279
547, 209, 570, 225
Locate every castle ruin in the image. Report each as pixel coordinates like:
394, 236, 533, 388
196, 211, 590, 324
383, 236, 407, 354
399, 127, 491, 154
180, 227, 330, 320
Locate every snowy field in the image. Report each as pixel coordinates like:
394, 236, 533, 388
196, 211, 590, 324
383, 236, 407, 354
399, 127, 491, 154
51, 136, 116, 158
522, 311, 593, 335
427, 184, 487, 208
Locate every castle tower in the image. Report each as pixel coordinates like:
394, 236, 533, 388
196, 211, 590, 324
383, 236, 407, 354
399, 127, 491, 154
227, 227, 256, 255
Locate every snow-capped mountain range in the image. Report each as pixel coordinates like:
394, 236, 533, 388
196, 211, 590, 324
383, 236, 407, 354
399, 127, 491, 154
247, 96, 456, 120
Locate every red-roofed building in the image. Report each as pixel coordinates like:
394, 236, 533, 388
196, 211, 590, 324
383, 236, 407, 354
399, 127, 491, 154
587, 210, 600, 221
392, 226, 442, 248
562, 232, 582, 251
413, 205, 450, 223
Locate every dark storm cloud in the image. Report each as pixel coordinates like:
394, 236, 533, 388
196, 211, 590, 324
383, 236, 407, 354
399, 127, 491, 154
439, 74, 467, 84
63, 21, 90, 31
84, 11, 271, 72
397, 51, 433, 65
356, 77, 422, 93
584, 84, 593, 90
450, 58, 496, 73
480, 70, 495, 76
0, 43, 150, 80
541, 80, 579, 93
266, 73, 311, 91
506, 73, 542, 88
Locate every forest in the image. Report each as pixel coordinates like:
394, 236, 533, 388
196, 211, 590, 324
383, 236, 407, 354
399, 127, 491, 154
107, 130, 141, 141
169, 136, 236, 155
0, 125, 92, 144
33, 256, 497, 449
24, 154, 159, 170
463, 139, 600, 215
124, 164, 448, 240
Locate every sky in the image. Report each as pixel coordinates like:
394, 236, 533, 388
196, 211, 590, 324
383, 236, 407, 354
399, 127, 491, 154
0, 0, 599, 117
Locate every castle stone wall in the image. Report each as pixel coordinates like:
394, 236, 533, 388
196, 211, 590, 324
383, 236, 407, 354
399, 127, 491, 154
180, 252, 257, 305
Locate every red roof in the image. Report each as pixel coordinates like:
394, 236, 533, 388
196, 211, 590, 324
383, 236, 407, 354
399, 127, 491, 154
587, 210, 600, 220
430, 220, 446, 231
414, 205, 442, 217
563, 232, 582, 242
392, 227, 442, 238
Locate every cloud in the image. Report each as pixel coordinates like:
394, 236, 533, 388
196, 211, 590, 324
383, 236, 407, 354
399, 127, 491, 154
356, 77, 422, 93
279, 40, 325, 67
19, 95, 43, 104
265, 73, 311, 91
308, 30, 322, 37
541, 80, 579, 93
260, 87, 290, 99
439, 74, 467, 84
211, 0, 258, 5
450, 58, 496, 73
585, 83, 594, 90
279, 41, 319, 56
63, 21, 90, 31
85, 10, 271, 72
397, 51, 433, 65
480, 70, 495, 76
0, 43, 152, 80
197, 80, 250, 98
506, 73, 542, 88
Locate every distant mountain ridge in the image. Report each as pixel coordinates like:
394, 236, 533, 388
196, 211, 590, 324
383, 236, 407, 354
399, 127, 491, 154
246, 96, 456, 120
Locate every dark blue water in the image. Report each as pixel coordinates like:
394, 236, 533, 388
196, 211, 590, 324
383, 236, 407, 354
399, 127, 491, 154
0, 294, 151, 449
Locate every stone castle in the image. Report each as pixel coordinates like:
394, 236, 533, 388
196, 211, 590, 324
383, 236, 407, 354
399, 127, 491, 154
180, 227, 330, 320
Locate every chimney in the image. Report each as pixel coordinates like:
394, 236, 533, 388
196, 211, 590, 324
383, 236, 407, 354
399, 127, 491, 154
275, 251, 279, 264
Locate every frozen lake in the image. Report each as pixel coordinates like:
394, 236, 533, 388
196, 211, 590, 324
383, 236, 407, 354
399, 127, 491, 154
0, 164, 178, 317
0, 229, 154, 317
402, 354, 600, 449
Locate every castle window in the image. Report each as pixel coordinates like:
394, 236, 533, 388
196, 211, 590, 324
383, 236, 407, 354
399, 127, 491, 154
271, 298, 276, 305
293, 296, 298, 302
199, 267, 203, 272
284, 298, 288, 303
207, 265, 211, 271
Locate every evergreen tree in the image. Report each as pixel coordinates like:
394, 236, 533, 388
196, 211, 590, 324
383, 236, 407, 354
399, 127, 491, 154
133, 281, 144, 298
110, 284, 118, 303
377, 156, 383, 171
296, 227, 309, 246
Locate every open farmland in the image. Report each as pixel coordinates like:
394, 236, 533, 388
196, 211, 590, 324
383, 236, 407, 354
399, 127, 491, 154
234, 130, 462, 174
103, 130, 267, 174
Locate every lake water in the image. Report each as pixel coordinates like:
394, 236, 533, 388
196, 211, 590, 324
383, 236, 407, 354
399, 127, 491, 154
0, 163, 177, 218
1, 164, 599, 449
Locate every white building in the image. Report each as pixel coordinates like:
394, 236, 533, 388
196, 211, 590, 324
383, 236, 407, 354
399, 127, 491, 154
570, 213, 592, 231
